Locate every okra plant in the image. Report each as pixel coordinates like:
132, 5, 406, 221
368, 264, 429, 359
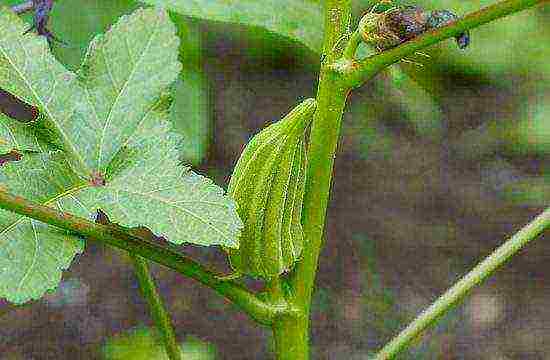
0, 0, 548, 359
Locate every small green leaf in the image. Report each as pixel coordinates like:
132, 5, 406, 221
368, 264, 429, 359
140, 0, 324, 52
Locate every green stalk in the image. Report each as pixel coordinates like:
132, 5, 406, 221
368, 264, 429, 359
271, 1, 352, 359
131, 255, 182, 360
374, 207, 550, 359
272, 312, 309, 360
292, 0, 351, 314
0, 191, 279, 325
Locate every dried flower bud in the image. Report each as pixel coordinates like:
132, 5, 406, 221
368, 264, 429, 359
384, 6, 429, 44
358, 3, 470, 51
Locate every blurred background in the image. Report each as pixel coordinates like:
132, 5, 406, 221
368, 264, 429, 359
0, 0, 549, 358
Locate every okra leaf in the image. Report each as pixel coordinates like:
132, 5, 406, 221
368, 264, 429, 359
0, 6, 242, 304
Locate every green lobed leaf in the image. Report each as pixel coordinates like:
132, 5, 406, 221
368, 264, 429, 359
0, 6, 182, 176
140, 0, 324, 52
0, 6, 242, 303
0, 105, 240, 304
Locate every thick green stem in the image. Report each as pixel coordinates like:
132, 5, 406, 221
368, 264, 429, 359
272, 314, 309, 360
0, 191, 278, 325
271, 1, 351, 359
290, 0, 351, 311
292, 0, 351, 305
291, 81, 348, 313
374, 207, 550, 359
131, 255, 182, 360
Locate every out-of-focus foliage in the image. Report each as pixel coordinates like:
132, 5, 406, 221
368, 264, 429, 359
502, 177, 550, 207
102, 327, 216, 360
140, 0, 324, 52
170, 17, 212, 165
354, 0, 549, 207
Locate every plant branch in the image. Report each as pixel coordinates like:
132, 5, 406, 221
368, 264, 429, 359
374, 207, 550, 360
342, 0, 548, 88
269, 2, 353, 359
290, 0, 351, 312
291, 0, 351, 307
0, 190, 278, 325
131, 255, 182, 360
11, 1, 34, 15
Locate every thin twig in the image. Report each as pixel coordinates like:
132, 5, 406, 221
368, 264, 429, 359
131, 255, 183, 360
374, 208, 550, 359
